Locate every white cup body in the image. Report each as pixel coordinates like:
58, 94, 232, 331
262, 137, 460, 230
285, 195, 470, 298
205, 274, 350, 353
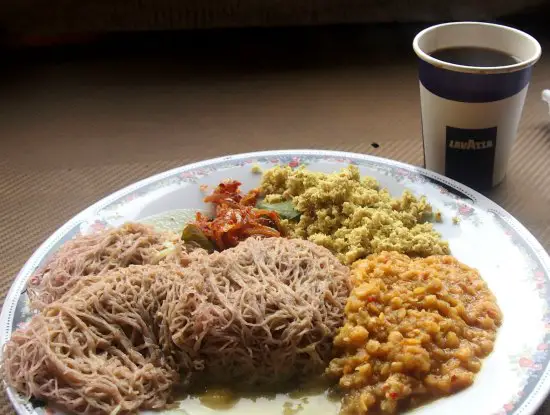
413, 22, 541, 190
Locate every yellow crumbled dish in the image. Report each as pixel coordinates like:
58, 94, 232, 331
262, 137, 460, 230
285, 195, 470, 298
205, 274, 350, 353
260, 165, 449, 264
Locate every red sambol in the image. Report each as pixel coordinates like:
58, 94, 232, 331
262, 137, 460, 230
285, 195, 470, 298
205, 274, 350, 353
191, 180, 285, 250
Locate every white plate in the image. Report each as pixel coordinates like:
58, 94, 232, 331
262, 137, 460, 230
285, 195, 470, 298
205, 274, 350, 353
2, 150, 550, 415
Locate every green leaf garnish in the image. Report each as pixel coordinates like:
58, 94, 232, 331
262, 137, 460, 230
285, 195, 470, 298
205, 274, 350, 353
256, 200, 301, 220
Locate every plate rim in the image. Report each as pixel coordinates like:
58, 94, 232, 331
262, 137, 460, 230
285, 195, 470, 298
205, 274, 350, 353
2, 149, 549, 415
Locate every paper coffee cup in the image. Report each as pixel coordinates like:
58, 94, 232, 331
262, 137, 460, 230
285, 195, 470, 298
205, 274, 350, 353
413, 22, 541, 190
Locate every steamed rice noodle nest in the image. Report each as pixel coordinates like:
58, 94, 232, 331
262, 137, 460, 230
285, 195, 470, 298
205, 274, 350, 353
2, 236, 351, 414
4, 265, 184, 414
164, 237, 351, 388
27, 223, 187, 310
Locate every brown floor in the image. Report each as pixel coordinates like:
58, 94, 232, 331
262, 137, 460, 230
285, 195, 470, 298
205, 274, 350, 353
0, 23, 550, 414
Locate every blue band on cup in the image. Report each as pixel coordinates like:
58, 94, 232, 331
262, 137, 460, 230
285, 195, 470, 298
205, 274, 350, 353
419, 60, 532, 103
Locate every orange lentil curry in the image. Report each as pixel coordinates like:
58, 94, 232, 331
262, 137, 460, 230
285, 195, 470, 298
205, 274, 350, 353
327, 251, 502, 414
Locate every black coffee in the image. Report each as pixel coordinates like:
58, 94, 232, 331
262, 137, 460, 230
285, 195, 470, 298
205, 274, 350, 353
430, 47, 520, 67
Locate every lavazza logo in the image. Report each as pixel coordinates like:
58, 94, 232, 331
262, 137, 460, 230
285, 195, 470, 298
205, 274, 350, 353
448, 139, 494, 150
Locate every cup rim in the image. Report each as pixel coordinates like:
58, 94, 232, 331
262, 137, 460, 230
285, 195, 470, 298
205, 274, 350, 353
413, 21, 542, 74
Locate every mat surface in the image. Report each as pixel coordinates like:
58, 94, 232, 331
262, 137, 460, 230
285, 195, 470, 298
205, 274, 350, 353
0, 24, 549, 414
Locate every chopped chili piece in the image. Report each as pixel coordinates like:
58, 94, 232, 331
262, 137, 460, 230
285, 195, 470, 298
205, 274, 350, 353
487, 309, 498, 319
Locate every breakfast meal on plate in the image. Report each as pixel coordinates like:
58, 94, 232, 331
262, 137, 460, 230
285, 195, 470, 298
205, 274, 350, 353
327, 252, 502, 414
1, 164, 502, 415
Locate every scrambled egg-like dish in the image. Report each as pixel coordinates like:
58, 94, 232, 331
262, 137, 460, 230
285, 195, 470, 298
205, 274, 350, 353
260, 165, 449, 264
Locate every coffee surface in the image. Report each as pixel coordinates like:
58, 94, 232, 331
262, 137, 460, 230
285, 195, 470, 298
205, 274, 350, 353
430, 47, 519, 67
